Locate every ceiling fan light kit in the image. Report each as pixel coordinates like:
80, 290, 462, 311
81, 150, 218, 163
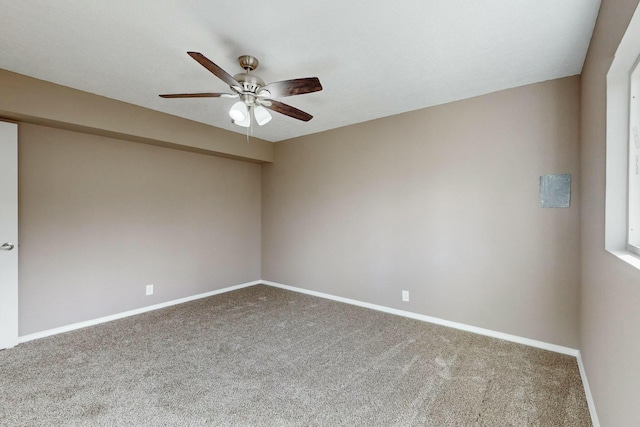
160, 52, 322, 129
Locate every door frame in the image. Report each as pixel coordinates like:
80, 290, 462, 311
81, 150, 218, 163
0, 120, 18, 349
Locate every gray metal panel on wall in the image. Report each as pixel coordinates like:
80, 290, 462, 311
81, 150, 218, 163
540, 174, 571, 208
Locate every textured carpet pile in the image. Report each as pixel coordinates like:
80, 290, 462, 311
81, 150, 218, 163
0, 285, 591, 426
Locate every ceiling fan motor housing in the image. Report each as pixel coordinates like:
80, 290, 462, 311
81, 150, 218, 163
233, 55, 268, 102
234, 73, 265, 95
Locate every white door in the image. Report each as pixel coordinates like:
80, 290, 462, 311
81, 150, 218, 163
0, 121, 18, 349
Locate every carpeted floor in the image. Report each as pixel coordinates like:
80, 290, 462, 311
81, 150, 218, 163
0, 285, 591, 426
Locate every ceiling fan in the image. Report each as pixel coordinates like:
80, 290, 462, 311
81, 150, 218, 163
160, 52, 322, 128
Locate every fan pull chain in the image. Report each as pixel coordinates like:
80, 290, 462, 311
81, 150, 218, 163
246, 106, 255, 144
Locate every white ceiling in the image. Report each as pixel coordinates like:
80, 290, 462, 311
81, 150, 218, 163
0, 1, 600, 142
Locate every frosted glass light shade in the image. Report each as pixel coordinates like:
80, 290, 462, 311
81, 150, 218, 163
254, 105, 272, 126
229, 101, 248, 122
233, 113, 251, 127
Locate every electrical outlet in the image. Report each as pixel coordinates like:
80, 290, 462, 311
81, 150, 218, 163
146, 284, 154, 296
402, 290, 409, 302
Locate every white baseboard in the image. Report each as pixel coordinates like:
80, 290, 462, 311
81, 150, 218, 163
20, 279, 579, 357
576, 351, 600, 427
17, 280, 261, 344
260, 280, 579, 357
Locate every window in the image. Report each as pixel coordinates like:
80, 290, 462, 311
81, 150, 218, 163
605, 4, 640, 269
630, 61, 640, 255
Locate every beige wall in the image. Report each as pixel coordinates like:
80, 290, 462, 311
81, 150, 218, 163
580, 0, 640, 425
0, 69, 273, 163
262, 76, 581, 348
18, 123, 261, 335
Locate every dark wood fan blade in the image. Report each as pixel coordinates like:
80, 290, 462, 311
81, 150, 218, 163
187, 52, 240, 88
262, 100, 313, 121
262, 77, 322, 97
159, 92, 235, 98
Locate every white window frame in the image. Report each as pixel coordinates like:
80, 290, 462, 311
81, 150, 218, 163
605, 3, 640, 269
629, 60, 640, 255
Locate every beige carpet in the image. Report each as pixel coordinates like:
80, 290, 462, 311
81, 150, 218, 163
0, 285, 591, 426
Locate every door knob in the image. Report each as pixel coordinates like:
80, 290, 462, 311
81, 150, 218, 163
1, 242, 15, 251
